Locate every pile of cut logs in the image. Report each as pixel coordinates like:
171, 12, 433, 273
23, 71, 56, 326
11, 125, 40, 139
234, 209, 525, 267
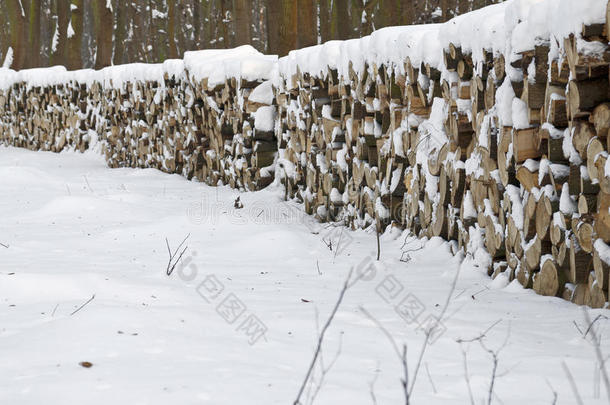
274, 22, 610, 308
0, 5, 609, 308
0, 55, 277, 191
0, 69, 104, 153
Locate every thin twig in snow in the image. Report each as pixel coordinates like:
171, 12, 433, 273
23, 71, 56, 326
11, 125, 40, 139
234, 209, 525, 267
70, 294, 95, 316
369, 364, 380, 405
0, 242, 8, 249
582, 309, 610, 403
408, 263, 462, 400
582, 313, 609, 339
562, 361, 584, 405
308, 330, 344, 405
165, 234, 190, 276
294, 267, 354, 405
375, 217, 381, 261
83, 174, 94, 193
424, 362, 437, 394
333, 227, 345, 262
480, 340, 500, 405
360, 306, 409, 405
458, 321, 509, 405
400, 345, 409, 405
545, 379, 558, 405
456, 319, 503, 344
459, 344, 476, 405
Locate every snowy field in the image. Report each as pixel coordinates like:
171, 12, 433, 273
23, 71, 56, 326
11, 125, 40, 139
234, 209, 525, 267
0, 146, 608, 405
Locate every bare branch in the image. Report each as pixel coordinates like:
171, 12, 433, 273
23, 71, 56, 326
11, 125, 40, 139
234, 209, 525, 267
360, 306, 409, 404
408, 262, 462, 400
456, 319, 503, 344
369, 365, 380, 405
582, 309, 610, 403
562, 361, 584, 405
582, 313, 609, 339
545, 379, 558, 405
166, 234, 190, 276
70, 294, 95, 316
294, 267, 354, 405
459, 343, 476, 405
424, 362, 437, 394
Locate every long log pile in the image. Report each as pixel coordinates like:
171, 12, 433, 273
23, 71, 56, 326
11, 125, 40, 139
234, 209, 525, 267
274, 1, 610, 308
1, 1, 609, 308
0, 67, 105, 153
0, 48, 278, 191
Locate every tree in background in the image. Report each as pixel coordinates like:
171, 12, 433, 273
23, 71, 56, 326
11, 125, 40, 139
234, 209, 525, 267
25, 0, 42, 68
67, 0, 83, 70
7, 0, 27, 70
50, 0, 69, 68
0, 0, 505, 71
94, 0, 113, 69
234, 0, 252, 46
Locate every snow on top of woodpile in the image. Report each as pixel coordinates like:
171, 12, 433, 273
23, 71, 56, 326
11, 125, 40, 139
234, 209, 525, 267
0, 46, 277, 91
278, 40, 344, 83
99, 63, 165, 88
1, 0, 606, 92
0, 67, 23, 91
184, 45, 277, 87
278, 0, 607, 82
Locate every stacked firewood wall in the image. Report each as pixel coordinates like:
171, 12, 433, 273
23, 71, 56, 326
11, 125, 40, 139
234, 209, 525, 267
0, 79, 104, 152
0, 71, 276, 191
102, 73, 276, 190
275, 25, 610, 308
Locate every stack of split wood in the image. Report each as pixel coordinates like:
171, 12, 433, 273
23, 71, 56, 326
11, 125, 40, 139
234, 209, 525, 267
0, 47, 278, 191
0, 68, 105, 153
1, 3, 609, 308
274, 3, 610, 308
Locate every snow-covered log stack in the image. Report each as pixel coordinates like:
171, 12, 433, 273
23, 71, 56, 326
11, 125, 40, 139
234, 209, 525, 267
0, 46, 278, 191
0, 67, 105, 153
274, 0, 610, 308
1, 0, 609, 308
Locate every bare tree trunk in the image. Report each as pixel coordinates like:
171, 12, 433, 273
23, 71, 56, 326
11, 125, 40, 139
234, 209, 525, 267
297, 0, 316, 48
402, 0, 415, 25
267, 0, 296, 56
350, 0, 362, 38
458, 0, 469, 15
234, 0, 251, 46
319, 0, 330, 43
7, 0, 27, 69
376, 0, 392, 29
0, 2, 7, 64
218, 0, 231, 48
67, 0, 83, 70
51, 0, 70, 67
192, 0, 201, 48
176, 2, 189, 56
168, 0, 178, 58
333, 0, 350, 40
113, 0, 127, 65
25, 0, 42, 68
441, 0, 451, 21
153, 0, 168, 62
94, 0, 113, 68
266, 0, 280, 54
278, 0, 297, 56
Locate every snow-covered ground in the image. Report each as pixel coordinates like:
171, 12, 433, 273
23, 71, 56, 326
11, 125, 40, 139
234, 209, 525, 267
0, 146, 608, 405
